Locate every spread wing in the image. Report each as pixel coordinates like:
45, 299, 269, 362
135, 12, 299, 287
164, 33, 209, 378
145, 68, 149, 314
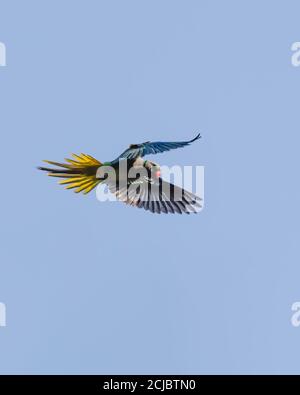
106, 174, 202, 214
114, 133, 201, 161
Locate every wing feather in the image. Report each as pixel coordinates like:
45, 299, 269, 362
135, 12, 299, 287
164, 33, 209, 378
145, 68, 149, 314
105, 173, 202, 215
113, 133, 201, 161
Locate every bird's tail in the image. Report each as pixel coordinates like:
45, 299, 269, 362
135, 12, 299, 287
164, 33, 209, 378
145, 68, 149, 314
37, 153, 103, 194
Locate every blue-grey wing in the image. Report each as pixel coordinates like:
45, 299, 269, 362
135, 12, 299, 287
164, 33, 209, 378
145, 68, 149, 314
114, 133, 201, 161
105, 174, 202, 214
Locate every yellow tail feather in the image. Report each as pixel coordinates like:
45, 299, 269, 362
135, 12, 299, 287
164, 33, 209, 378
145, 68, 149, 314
38, 153, 102, 195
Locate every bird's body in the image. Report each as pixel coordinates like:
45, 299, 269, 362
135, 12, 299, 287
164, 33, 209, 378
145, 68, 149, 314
38, 134, 202, 214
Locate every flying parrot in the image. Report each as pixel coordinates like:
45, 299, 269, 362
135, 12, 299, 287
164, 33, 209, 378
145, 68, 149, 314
38, 133, 202, 214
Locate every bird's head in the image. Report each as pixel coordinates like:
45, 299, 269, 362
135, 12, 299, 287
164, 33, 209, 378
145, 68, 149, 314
144, 160, 161, 178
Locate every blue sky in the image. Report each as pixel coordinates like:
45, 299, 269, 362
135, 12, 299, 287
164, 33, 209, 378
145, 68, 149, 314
1, 0, 300, 374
